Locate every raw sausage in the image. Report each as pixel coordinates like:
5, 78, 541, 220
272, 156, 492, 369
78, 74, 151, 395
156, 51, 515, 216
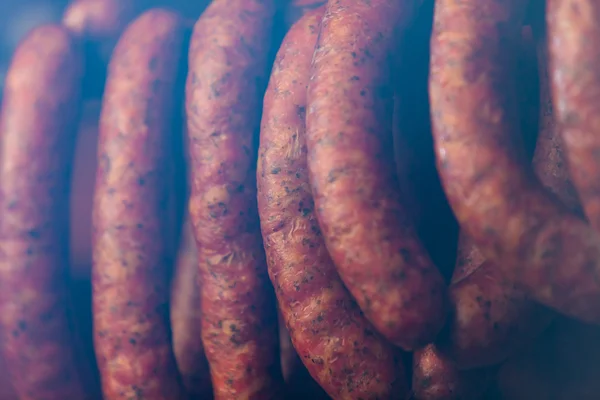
258, 7, 408, 399
185, 0, 284, 398
0, 24, 87, 400
92, 9, 187, 399
546, 0, 600, 226
306, 0, 447, 350
429, 0, 600, 324
170, 220, 212, 399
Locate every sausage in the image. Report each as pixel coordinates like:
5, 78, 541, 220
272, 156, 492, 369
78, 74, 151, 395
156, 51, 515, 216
435, 28, 578, 369
170, 220, 212, 399
411, 345, 494, 400
258, 7, 408, 399
92, 9, 187, 399
305, 0, 447, 350
442, 232, 552, 369
391, 0, 459, 284
429, 0, 600, 324
62, 0, 141, 53
546, 0, 599, 226
534, 29, 582, 214
497, 316, 600, 400
185, 1, 284, 398
0, 24, 88, 399
441, 256, 554, 369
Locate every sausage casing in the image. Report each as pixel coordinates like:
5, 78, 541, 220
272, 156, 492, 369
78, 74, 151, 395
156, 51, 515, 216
92, 9, 187, 399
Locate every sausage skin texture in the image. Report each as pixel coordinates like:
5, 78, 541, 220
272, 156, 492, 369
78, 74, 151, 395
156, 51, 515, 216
170, 220, 212, 399
306, 0, 447, 350
434, 18, 582, 370
0, 24, 87, 400
547, 0, 600, 229
92, 9, 187, 399
283, 0, 326, 29
62, 0, 140, 41
429, 0, 600, 324
411, 345, 493, 400
185, 1, 284, 399
258, 8, 408, 399
443, 230, 552, 370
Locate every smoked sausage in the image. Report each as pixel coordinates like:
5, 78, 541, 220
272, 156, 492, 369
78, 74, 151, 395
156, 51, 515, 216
433, 18, 581, 370
62, 0, 140, 43
185, 0, 284, 398
0, 24, 88, 400
306, 0, 447, 351
283, 0, 326, 29
429, 0, 600, 324
546, 0, 600, 227
92, 9, 187, 399
258, 8, 408, 399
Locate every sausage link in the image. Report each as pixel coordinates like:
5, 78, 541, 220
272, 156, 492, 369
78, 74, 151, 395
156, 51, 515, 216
306, 0, 447, 351
434, 19, 581, 369
258, 8, 408, 399
534, 31, 582, 213
185, 1, 284, 398
430, 0, 600, 324
0, 24, 87, 400
546, 0, 600, 225
62, 0, 144, 98
170, 220, 212, 399
411, 345, 493, 400
92, 9, 187, 399
283, 0, 326, 29
62, 0, 140, 42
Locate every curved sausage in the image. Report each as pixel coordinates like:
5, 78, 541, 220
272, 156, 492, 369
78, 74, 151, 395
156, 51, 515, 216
185, 1, 284, 398
170, 220, 212, 399
429, 0, 600, 324
546, 0, 600, 227
306, 0, 447, 350
411, 345, 493, 400
258, 7, 408, 399
0, 24, 87, 399
92, 9, 187, 399
434, 22, 581, 369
